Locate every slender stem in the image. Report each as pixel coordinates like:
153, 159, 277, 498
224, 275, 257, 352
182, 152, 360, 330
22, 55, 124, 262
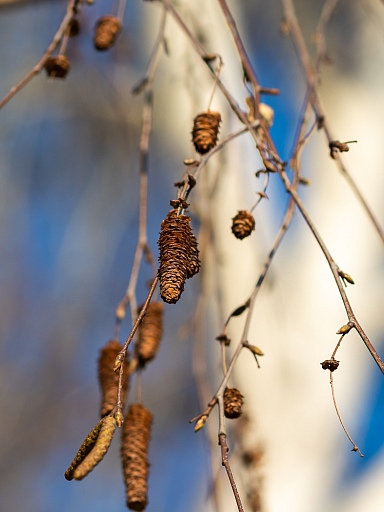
218, 433, 245, 512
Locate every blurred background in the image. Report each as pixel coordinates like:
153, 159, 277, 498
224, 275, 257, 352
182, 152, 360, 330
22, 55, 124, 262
0, 1, 383, 511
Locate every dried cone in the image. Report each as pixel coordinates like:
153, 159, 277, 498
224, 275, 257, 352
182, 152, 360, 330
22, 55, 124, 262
136, 302, 164, 365
224, 387, 244, 419
158, 209, 200, 304
94, 15, 121, 51
121, 403, 153, 511
98, 340, 129, 418
231, 210, 255, 240
44, 55, 70, 79
192, 111, 221, 154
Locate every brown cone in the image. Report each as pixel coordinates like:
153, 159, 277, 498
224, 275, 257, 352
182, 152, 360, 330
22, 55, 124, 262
158, 209, 200, 304
192, 111, 221, 154
44, 55, 70, 79
224, 387, 244, 419
136, 302, 164, 365
121, 403, 153, 511
231, 210, 255, 240
94, 15, 121, 51
98, 340, 129, 417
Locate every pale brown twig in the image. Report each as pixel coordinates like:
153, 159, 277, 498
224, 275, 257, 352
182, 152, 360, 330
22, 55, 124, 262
0, 0, 80, 110
219, 433, 245, 512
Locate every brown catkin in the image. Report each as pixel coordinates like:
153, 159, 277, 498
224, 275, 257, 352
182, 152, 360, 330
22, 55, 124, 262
94, 15, 121, 51
224, 387, 244, 419
44, 55, 70, 79
192, 111, 221, 154
98, 340, 129, 418
231, 210, 255, 240
136, 302, 164, 365
158, 209, 200, 304
73, 416, 117, 480
121, 403, 153, 511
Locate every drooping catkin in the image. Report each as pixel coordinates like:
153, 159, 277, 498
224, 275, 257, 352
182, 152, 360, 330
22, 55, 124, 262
73, 416, 117, 480
44, 55, 70, 79
224, 387, 244, 419
231, 210, 255, 240
64, 418, 104, 481
158, 209, 200, 304
136, 302, 164, 365
192, 111, 221, 154
121, 403, 153, 511
98, 340, 129, 418
94, 15, 121, 51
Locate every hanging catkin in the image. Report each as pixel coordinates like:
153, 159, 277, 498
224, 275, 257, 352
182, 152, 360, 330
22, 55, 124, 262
98, 340, 129, 418
121, 403, 153, 511
44, 55, 70, 79
158, 209, 200, 304
94, 15, 121, 51
224, 387, 244, 419
231, 210, 255, 240
136, 302, 164, 365
192, 111, 221, 154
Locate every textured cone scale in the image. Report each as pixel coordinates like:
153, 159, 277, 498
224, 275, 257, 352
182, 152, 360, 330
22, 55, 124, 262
192, 111, 221, 154
121, 404, 153, 511
94, 15, 121, 51
136, 302, 164, 365
224, 387, 244, 419
98, 340, 129, 417
231, 210, 255, 240
44, 55, 70, 79
158, 209, 200, 304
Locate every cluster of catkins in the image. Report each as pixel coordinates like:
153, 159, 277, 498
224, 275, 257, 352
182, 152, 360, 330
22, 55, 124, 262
65, 300, 163, 511
44, 14, 121, 79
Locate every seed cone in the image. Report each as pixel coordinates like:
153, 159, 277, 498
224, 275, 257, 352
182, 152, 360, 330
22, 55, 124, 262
94, 15, 121, 51
121, 403, 153, 511
136, 302, 164, 365
224, 387, 244, 419
98, 340, 129, 418
192, 111, 221, 154
44, 55, 70, 79
158, 209, 200, 304
231, 210, 255, 240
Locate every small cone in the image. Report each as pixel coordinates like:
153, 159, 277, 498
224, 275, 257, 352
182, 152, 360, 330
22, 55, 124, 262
94, 15, 122, 51
98, 340, 129, 417
231, 210, 255, 240
224, 387, 244, 419
136, 302, 164, 365
121, 403, 153, 511
44, 55, 70, 79
192, 111, 221, 154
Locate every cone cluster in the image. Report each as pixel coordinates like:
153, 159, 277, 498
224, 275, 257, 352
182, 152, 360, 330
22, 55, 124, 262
44, 55, 70, 79
136, 302, 164, 365
98, 340, 129, 417
192, 111, 221, 154
121, 403, 153, 511
94, 15, 122, 51
224, 387, 244, 419
158, 209, 200, 304
231, 210, 255, 240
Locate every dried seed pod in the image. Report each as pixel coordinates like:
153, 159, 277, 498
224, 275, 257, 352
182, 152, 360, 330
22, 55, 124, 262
68, 18, 80, 37
136, 302, 164, 365
94, 15, 121, 51
192, 111, 221, 154
64, 418, 104, 481
321, 359, 340, 372
121, 403, 153, 511
224, 387, 244, 419
231, 210, 255, 240
44, 55, 70, 79
158, 209, 200, 304
98, 340, 129, 417
73, 416, 117, 480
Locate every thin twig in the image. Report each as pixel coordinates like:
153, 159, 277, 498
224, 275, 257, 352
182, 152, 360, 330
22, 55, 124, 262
218, 433, 245, 512
0, 0, 80, 110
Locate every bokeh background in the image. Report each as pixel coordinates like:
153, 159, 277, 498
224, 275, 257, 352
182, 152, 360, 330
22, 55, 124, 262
0, 1, 383, 511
